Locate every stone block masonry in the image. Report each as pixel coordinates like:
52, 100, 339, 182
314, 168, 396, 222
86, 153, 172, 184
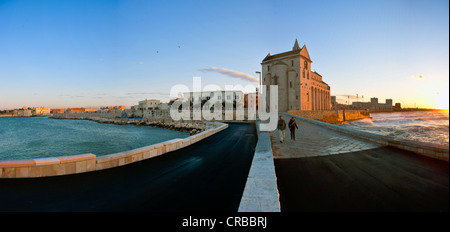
287, 110, 370, 124
0, 154, 96, 178
238, 120, 281, 212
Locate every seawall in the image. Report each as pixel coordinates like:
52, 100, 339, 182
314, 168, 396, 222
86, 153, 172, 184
238, 120, 281, 212
285, 113, 449, 162
287, 110, 370, 124
0, 122, 228, 178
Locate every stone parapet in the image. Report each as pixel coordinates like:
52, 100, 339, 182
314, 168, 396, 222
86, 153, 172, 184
285, 113, 449, 162
0, 153, 96, 178
238, 120, 281, 212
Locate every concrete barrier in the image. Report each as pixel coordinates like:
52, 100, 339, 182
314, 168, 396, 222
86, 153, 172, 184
0, 122, 228, 178
0, 153, 96, 178
284, 113, 449, 162
238, 120, 281, 212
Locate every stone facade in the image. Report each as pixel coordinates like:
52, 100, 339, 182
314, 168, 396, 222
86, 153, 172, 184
261, 39, 331, 112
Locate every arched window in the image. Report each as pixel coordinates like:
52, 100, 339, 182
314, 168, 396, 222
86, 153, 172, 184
304, 61, 308, 70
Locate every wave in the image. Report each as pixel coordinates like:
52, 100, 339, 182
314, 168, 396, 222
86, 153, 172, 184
353, 118, 374, 125
343, 111, 449, 146
415, 116, 449, 121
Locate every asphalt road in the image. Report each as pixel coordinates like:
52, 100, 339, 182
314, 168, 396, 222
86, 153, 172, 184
275, 146, 449, 212
0, 123, 257, 212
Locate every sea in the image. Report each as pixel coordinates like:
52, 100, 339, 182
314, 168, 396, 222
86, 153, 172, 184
0, 117, 190, 161
341, 110, 449, 146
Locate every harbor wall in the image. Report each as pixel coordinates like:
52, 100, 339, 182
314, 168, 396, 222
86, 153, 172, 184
285, 113, 449, 162
287, 110, 370, 124
0, 123, 228, 178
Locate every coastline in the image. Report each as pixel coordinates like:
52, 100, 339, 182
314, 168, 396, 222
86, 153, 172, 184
50, 113, 209, 135
367, 108, 448, 113
0, 116, 229, 178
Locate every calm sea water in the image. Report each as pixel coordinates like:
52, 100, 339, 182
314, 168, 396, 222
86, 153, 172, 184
0, 117, 190, 161
341, 110, 449, 146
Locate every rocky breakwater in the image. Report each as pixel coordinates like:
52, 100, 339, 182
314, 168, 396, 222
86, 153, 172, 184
50, 113, 208, 135
124, 119, 208, 135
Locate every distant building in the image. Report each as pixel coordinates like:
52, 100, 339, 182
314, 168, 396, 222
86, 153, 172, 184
351, 97, 393, 111
51, 109, 65, 114
15, 109, 32, 117
127, 99, 171, 118
35, 107, 51, 115
136, 99, 161, 111
84, 108, 101, 112
100, 106, 126, 112
261, 39, 331, 111
66, 108, 85, 113
66, 108, 100, 113
182, 90, 244, 109
244, 92, 259, 110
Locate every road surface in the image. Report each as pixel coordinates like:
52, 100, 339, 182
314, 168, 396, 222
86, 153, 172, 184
275, 146, 449, 212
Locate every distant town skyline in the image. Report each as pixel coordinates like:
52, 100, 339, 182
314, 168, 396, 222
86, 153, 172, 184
1, 0, 448, 110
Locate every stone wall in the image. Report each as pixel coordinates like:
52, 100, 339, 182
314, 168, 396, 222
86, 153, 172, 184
238, 120, 281, 212
53, 111, 123, 119
287, 110, 370, 124
285, 113, 449, 162
0, 123, 228, 178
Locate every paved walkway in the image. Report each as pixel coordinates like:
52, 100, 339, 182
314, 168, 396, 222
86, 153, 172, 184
270, 113, 382, 159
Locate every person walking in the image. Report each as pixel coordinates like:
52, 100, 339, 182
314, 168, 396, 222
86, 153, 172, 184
288, 117, 299, 140
277, 115, 287, 143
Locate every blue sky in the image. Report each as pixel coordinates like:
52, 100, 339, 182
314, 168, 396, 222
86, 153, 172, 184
0, 0, 448, 109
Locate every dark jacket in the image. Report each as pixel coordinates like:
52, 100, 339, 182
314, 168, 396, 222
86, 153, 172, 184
289, 119, 299, 131
277, 119, 286, 130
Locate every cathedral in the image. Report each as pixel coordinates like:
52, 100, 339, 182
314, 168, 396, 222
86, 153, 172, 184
261, 39, 331, 112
